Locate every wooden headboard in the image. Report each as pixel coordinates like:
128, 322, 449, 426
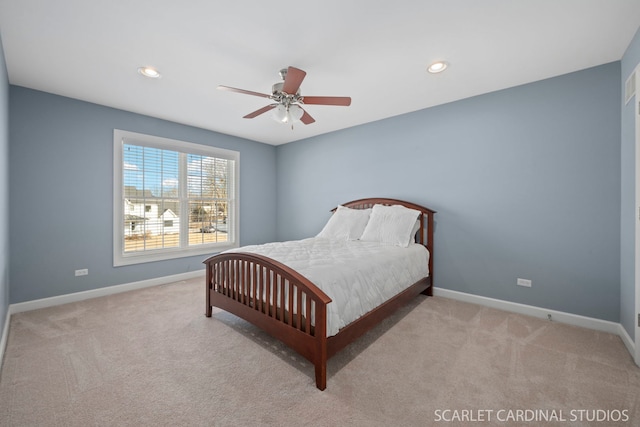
333, 198, 436, 285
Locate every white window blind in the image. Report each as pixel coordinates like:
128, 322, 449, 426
113, 130, 239, 266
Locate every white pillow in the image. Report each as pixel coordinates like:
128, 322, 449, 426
317, 205, 372, 241
360, 204, 421, 247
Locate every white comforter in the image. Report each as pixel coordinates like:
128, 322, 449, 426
225, 237, 430, 336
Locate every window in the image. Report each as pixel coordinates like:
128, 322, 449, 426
113, 130, 239, 266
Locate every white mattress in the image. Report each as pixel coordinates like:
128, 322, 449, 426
225, 237, 429, 336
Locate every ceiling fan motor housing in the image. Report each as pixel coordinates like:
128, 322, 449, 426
272, 82, 300, 96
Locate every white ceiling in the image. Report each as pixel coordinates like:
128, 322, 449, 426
1, 1, 639, 146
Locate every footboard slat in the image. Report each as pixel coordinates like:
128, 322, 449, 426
265, 268, 272, 317
296, 287, 303, 331
305, 296, 312, 334
288, 283, 294, 327
252, 263, 258, 310
279, 276, 285, 323
238, 260, 244, 304
242, 260, 248, 305
258, 265, 264, 313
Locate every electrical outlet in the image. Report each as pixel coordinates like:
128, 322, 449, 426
75, 269, 88, 277
517, 278, 532, 288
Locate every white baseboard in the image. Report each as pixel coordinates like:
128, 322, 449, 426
0, 307, 10, 370
9, 270, 205, 315
433, 287, 623, 336
1, 279, 635, 371
618, 323, 635, 358
0, 270, 206, 370
434, 286, 638, 364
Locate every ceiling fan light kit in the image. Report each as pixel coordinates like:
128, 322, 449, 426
218, 66, 351, 127
272, 103, 304, 124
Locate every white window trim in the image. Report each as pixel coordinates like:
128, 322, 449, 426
113, 129, 240, 266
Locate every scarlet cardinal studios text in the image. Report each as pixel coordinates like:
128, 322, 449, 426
433, 409, 629, 423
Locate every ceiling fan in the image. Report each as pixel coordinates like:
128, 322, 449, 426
217, 66, 351, 126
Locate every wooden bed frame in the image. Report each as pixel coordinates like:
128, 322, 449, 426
204, 198, 435, 390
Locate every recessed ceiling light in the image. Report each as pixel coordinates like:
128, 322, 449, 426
427, 61, 448, 74
137, 66, 161, 79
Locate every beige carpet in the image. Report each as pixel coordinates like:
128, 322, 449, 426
1, 277, 639, 426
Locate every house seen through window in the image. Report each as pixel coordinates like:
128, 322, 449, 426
113, 130, 239, 266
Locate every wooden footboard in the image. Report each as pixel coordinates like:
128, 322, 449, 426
204, 252, 333, 389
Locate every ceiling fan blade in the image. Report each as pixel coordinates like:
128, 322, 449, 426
243, 104, 277, 119
301, 96, 351, 106
300, 108, 316, 125
281, 66, 306, 95
217, 85, 272, 99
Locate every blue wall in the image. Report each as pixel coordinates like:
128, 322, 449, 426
2, 56, 630, 326
0, 35, 9, 330
276, 63, 622, 322
9, 87, 278, 303
621, 27, 640, 339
